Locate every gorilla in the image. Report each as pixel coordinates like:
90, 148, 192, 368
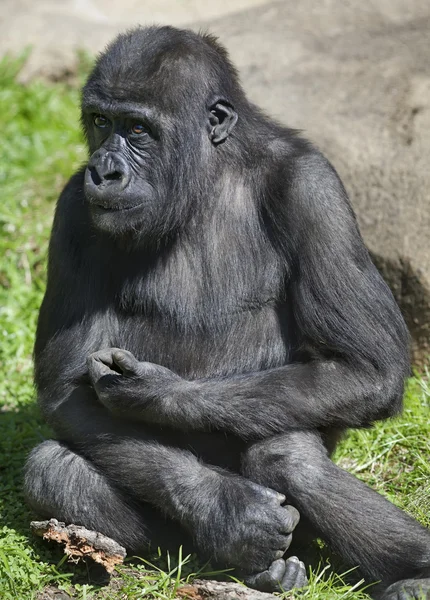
24, 26, 430, 599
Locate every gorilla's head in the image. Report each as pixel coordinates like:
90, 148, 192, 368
81, 26, 242, 240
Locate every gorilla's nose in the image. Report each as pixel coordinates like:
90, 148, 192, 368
88, 150, 129, 187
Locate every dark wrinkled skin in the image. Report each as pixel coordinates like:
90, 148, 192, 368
24, 26, 430, 599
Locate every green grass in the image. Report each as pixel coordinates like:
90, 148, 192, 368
0, 55, 429, 600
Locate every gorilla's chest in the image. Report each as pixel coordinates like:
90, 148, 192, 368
110, 303, 290, 380
105, 238, 289, 378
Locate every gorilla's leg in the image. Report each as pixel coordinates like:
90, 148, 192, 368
24, 439, 188, 552
24, 438, 299, 581
242, 431, 430, 599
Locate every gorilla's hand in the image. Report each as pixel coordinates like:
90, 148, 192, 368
87, 348, 182, 418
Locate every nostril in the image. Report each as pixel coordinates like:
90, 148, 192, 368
89, 166, 102, 186
88, 166, 123, 185
104, 171, 122, 181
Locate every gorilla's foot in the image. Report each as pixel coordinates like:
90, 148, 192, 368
380, 578, 430, 600
195, 479, 300, 576
244, 556, 308, 593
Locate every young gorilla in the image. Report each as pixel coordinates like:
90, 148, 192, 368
24, 26, 430, 599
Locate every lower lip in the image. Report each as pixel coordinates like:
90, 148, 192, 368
90, 203, 143, 213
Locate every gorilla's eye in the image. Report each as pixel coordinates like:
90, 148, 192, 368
131, 123, 147, 135
93, 115, 110, 128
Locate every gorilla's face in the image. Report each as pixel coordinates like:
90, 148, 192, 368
82, 96, 237, 242
82, 104, 162, 238
81, 33, 239, 242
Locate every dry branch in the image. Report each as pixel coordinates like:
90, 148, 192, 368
31, 518, 126, 573
178, 580, 278, 600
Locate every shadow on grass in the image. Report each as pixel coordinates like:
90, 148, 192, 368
0, 400, 107, 589
0, 400, 49, 537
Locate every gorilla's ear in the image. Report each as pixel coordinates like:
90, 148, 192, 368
208, 101, 238, 144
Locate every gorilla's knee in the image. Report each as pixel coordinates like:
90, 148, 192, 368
24, 440, 157, 550
24, 439, 74, 516
25, 439, 63, 468
242, 432, 329, 492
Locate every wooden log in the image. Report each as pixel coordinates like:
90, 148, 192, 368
178, 579, 278, 600
31, 518, 126, 573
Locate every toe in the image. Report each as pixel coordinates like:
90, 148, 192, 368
244, 559, 286, 593
281, 556, 308, 591
294, 560, 309, 589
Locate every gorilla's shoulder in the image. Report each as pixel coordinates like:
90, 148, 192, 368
52, 168, 90, 239
56, 168, 86, 209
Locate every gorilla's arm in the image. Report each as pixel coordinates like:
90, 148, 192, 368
89, 155, 409, 439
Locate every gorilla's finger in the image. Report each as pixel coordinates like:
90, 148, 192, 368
281, 505, 300, 532
247, 481, 286, 504
112, 350, 140, 376
87, 355, 116, 382
88, 349, 117, 366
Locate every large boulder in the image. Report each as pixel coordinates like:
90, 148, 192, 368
1, 0, 429, 363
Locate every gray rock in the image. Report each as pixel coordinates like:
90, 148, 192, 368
1, 0, 429, 362
0, 0, 267, 80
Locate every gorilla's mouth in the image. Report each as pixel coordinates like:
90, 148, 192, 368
91, 202, 143, 212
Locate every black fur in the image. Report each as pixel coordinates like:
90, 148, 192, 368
24, 26, 430, 599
